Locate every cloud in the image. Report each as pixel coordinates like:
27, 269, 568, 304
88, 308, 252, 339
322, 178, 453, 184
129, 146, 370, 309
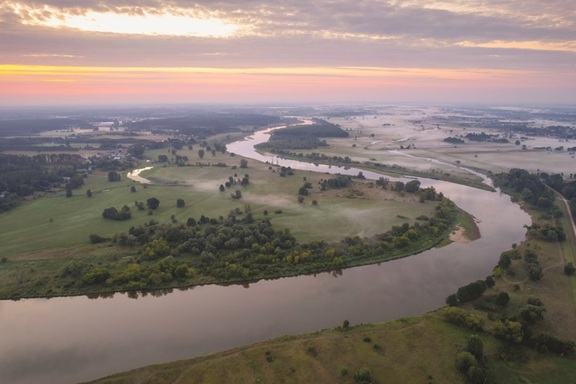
0, 1, 574, 104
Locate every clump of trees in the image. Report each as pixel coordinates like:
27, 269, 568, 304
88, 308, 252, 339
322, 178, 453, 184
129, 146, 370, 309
0, 153, 88, 212
82, 195, 458, 292
102, 206, 131, 221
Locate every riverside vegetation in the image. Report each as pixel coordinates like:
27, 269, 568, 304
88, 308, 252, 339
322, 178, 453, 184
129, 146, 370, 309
0, 138, 462, 299
86, 168, 576, 384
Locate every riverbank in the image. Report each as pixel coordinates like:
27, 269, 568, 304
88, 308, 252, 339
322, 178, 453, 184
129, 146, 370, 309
86, 185, 576, 384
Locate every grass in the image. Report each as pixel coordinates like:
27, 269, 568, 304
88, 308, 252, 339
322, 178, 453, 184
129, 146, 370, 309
85, 312, 576, 384
0, 150, 439, 260
0, 149, 448, 298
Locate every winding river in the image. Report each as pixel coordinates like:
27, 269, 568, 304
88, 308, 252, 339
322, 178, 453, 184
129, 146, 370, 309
0, 127, 530, 384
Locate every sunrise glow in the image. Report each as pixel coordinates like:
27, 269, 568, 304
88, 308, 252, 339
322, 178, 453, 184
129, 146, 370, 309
12, 4, 246, 37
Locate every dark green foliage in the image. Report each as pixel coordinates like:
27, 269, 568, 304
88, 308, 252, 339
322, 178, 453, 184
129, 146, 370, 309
86, 189, 93, 197
493, 168, 554, 208
89, 234, 108, 244
442, 307, 484, 331
497, 252, 512, 269
107, 171, 121, 182
527, 296, 544, 307
525, 223, 566, 242
0, 153, 88, 211
455, 351, 477, 373
484, 276, 495, 288
456, 280, 487, 303
146, 197, 160, 210
564, 262, 575, 275
493, 320, 524, 343
466, 335, 484, 361
519, 304, 545, 324
466, 366, 488, 384
353, 367, 371, 383
445, 294, 459, 307
320, 175, 352, 190
65, 189, 73, 198
495, 291, 510, 306
102, 206, 131, 221
528, 333, 575, 355
527, 263, 543, 281
176, 198, 185, 208
444, 137, 465, 144
405, 179, 421, 193
82, 267, 110, 285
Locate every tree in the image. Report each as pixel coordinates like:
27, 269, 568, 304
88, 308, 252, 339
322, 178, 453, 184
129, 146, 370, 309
353, 368, 371, 383
176, 198, 185, 208
495, 291, 510, 306
147, 197, 160, 210
405, 179, 421, 193
219, 184, 225, 192
527, 263, 543, 281
445, 293, 458, 307
565, 262, 575, 276
466, 335, 484, 361
130, 185, 136, 193
107, 171, 121, 182
86, 189, 92, 198
198, 149, 205, 159
240, 159, 248, 168
455, 351, 477, 373
65, 189, 73, 198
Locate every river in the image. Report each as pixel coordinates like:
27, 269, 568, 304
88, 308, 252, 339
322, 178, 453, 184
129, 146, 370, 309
0, 127, 530, 384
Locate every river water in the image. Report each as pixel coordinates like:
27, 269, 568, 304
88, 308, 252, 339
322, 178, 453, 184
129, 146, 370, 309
0, 127, 530, 384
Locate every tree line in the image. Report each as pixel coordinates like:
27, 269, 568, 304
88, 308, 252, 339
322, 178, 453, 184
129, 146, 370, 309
79, 196, 458, 291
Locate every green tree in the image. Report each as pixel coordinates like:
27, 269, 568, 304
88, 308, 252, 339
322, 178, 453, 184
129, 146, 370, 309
405, 179, 421, 193
130, 185, 136, 193
86, 189, 92, 197
176, 198, 185, 208
147, 197, 160, 210
455, 351, 477, 373
198, 149, 205, 159
445, 293, 458, 307
108, 171, 121, 182
495, 291, 510, 306
240, 159, 248, 168
466, 334, 484, 361
353, 367, 371, 383
565, 262, 575, 276
65, 189, 73, 198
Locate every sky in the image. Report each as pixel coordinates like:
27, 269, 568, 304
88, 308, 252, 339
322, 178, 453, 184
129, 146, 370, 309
0, 0, 574, 106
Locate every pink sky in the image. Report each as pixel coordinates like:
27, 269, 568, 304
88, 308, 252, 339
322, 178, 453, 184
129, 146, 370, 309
0, 1, 574, 105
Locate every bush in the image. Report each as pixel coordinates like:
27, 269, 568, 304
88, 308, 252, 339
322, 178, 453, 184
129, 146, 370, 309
495, 292, 510, 307
565, 262, 575, 276
354, 367, 372, 383
455, 351, 477, 373
89, 234, 107, 244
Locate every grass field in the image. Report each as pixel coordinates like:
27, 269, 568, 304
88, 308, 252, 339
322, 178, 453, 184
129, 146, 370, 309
0, 150, 438, 261
86, 312, 576, 384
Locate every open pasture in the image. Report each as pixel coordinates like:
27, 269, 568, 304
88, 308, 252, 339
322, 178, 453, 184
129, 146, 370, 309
0, 149, 438, 260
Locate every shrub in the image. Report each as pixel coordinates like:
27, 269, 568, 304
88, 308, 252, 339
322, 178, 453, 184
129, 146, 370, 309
354, 368, 372, 383
495, 292, 510, 307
